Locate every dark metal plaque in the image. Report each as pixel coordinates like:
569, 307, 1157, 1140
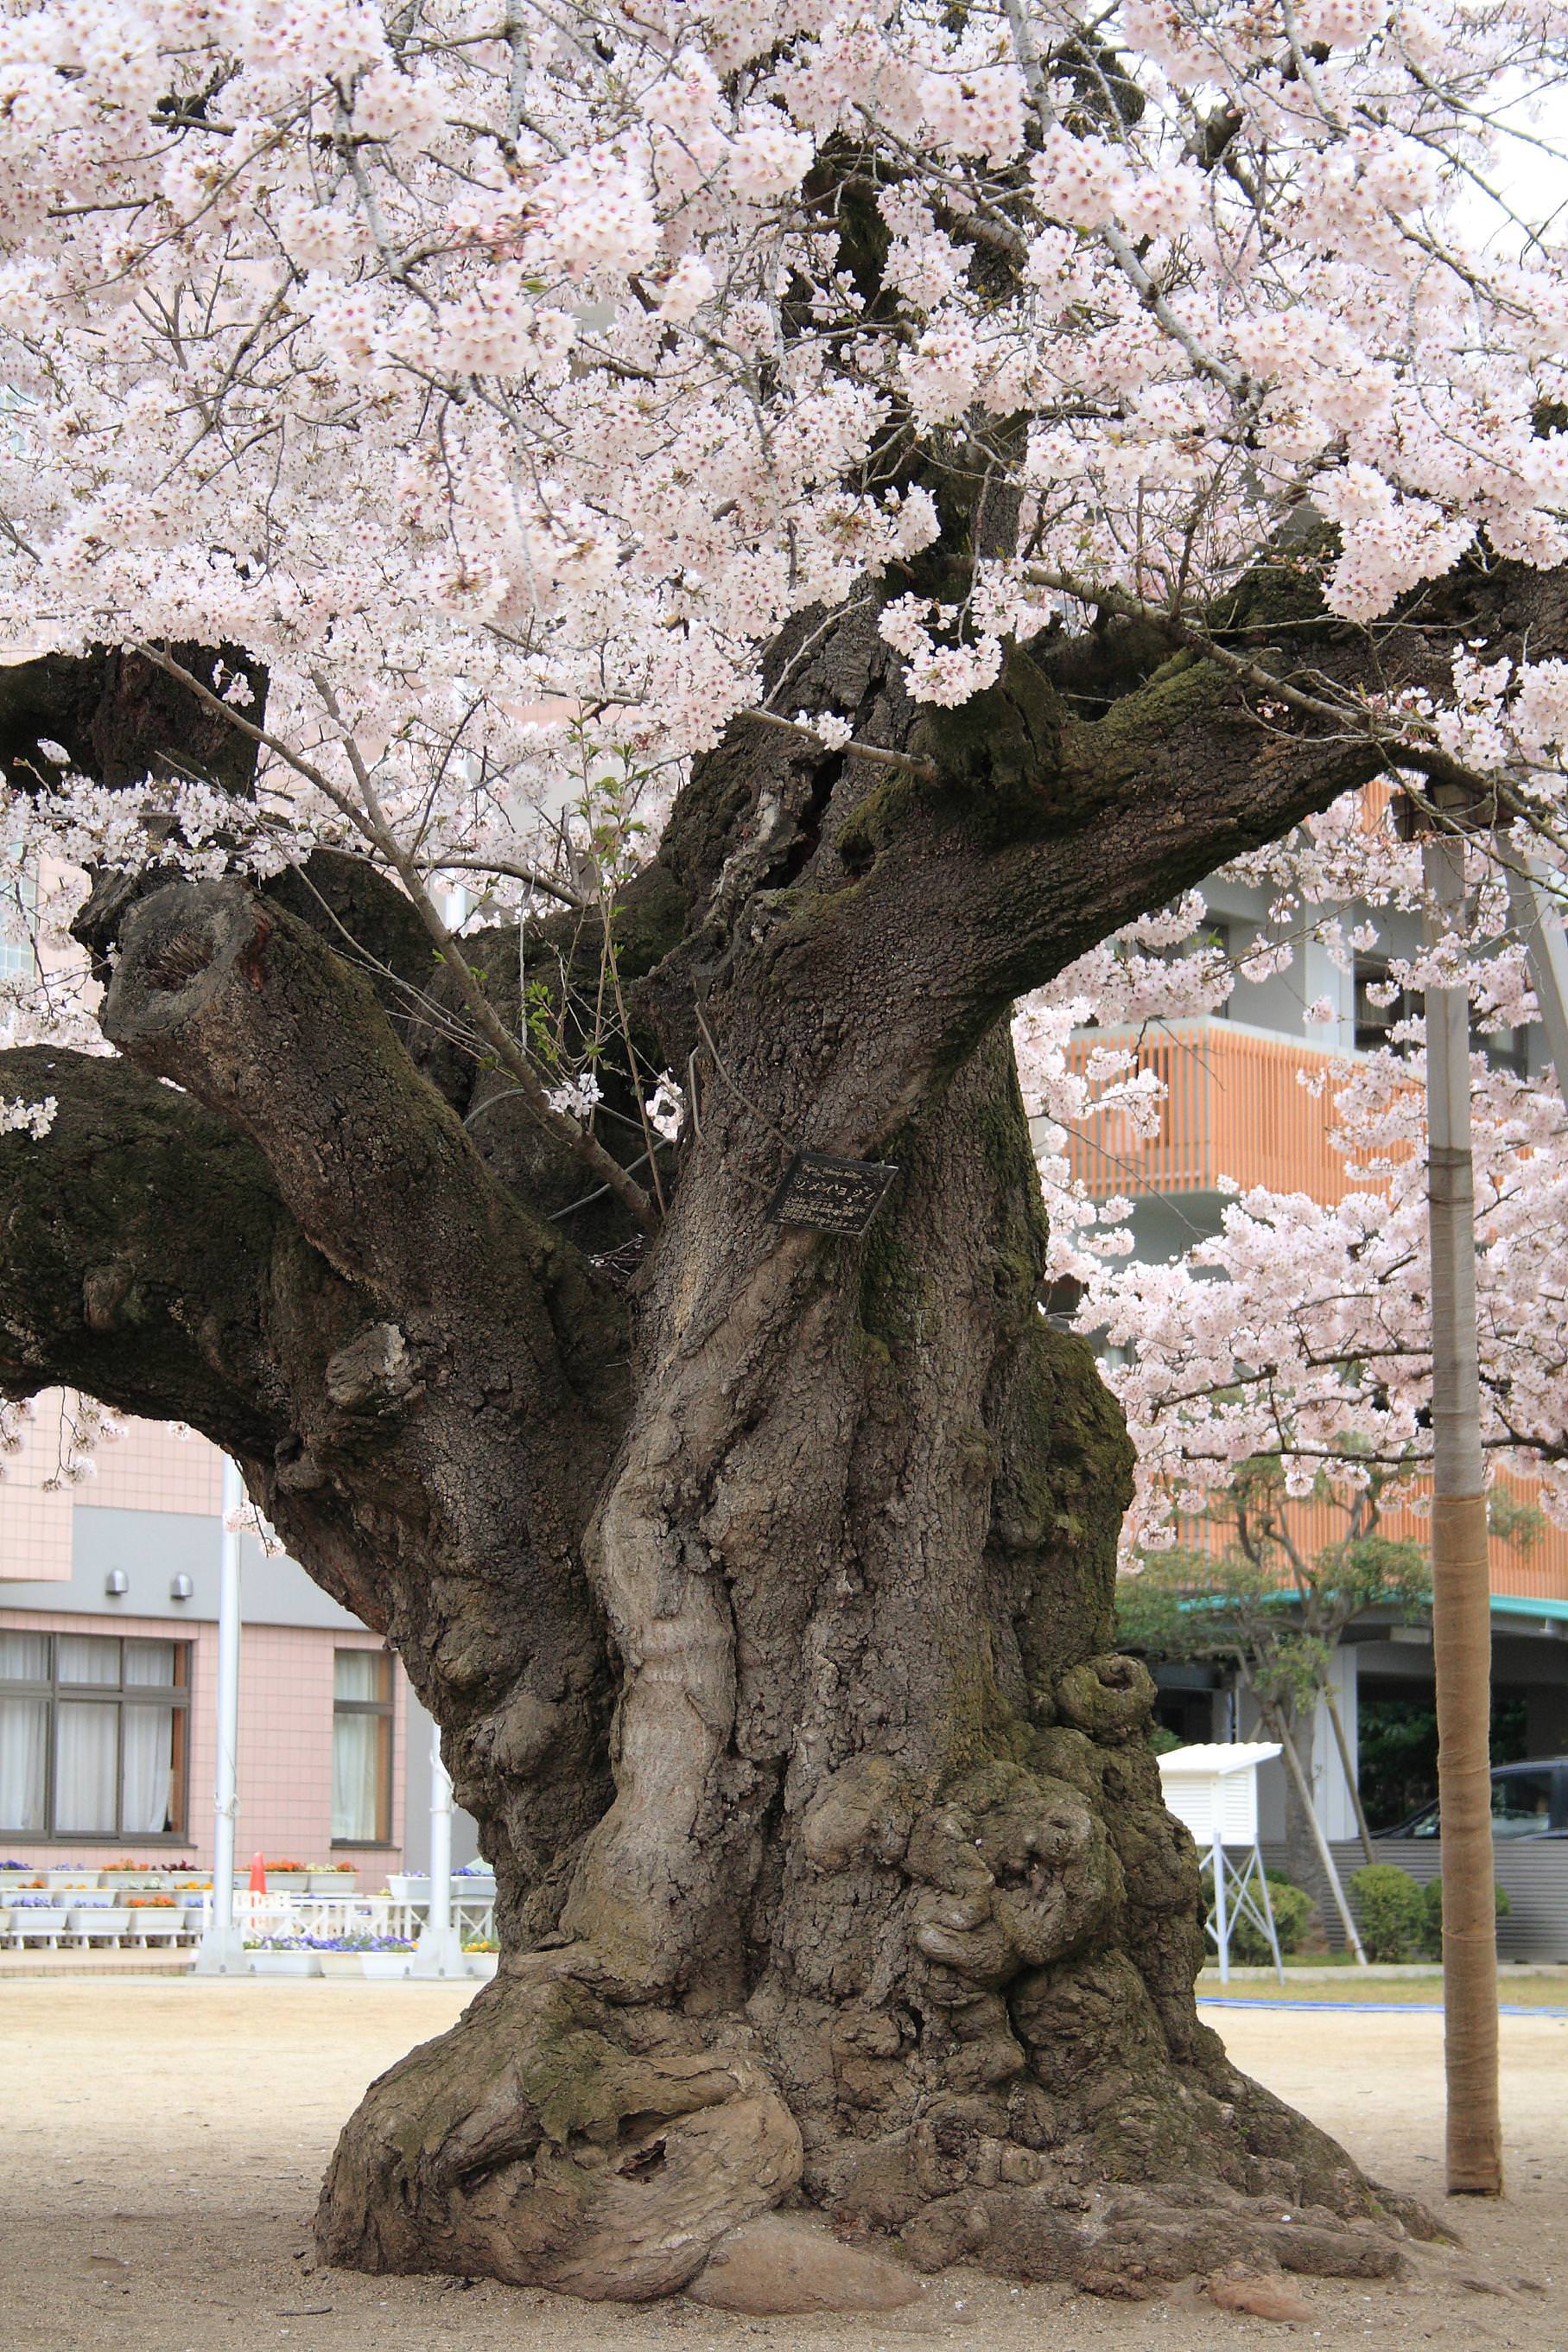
765, 1152, 898, 1236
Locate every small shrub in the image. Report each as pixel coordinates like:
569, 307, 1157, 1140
1418, 1877, 1511, 1960
1148, 1724, 1184, 1757
1229, 1871, 1314, 1965
1349, 1863, 1425, 1960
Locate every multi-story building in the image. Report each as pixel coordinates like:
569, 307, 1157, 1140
1061, 863, 1568, 1892
0, 1400, 472, 1878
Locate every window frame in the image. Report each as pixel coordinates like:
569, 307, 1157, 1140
0, 1631, 190, 1841
330, 1646, 395, 1849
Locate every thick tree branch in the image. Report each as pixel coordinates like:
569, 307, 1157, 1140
0, 643, 264, 795
0, 1043, 297, 1453
99, 878, 620, 1389
856, 554, 1568, 1029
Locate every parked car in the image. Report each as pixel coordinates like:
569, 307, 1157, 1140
1387, 1758, 1568, 1839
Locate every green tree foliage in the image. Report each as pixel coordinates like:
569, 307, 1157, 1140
1117, 1459, 1431, 1783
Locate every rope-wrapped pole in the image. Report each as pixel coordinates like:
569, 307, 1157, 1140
1424, 831, 1502, 2197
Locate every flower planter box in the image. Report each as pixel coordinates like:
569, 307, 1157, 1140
10, 1906, 69, 1938
264, 1872, 310, 1893
47, 1869, 101, 1891
69, 1907, 133, 1936
361, 1951, 412, 1980
250, 1949, 322, 1977
387, 1876, 428, 1904
104, 1872, 168, 1891
308, 1872, 359, 1894
454, 1873, 498, 1897
465, 1953, 498, 1980
316, 1951, 365, 1980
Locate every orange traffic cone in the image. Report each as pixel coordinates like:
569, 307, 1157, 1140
249, 1851, 267, 1894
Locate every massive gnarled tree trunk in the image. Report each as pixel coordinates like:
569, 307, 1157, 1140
9, 569, 1551, 2300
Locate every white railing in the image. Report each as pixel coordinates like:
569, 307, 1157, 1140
1, 1888, 497, 1953
211, 1890, 497, 1946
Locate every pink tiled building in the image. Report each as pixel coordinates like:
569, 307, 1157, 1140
0, 1401, 464, 1875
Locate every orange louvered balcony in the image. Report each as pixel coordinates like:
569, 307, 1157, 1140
1063, 1020, 1362, 1207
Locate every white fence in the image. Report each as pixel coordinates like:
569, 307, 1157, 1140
1, 1888, 496, 1952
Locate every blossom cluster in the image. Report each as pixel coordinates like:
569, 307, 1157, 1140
0, 0, 1558, 878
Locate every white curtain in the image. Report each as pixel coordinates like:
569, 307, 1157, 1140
57, 1634, 118, 1685
0, 1631, 48, 1681
333, 1650, 382, 1702
0, 1696, 47, 1830
332, 1714, 380, 1842
124, 1641, 176, 1688
121, 1705, 175, 1834
54, 1700, 117, 1833
3, 1637, 55, 1832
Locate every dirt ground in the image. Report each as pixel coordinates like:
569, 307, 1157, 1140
2, 1980, 1563, 2352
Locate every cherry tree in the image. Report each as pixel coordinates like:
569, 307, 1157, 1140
1, 0, 1567, 2304
1054, 965, 1568, 1552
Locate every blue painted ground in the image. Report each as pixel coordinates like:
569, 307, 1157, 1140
1198, 1996, 1568, 2016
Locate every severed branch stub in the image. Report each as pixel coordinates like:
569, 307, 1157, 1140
765, 1151, 900, 1235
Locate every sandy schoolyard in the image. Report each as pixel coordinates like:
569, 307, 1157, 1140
1, 1979, 1563, 2352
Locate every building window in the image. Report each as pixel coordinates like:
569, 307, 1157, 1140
1355, 955, 1527, 1072
1473, 1018, 1527, 1077
0, 1631, 189, 1838
332, 1649, 393, 1845
1352, 956, 1418, 1052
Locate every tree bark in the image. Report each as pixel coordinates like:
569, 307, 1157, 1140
309, 1024, 1419, 2298
0, 598, 1470, 2301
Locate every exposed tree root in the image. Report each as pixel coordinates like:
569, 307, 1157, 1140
316, 1938, 1430, 2304
315, 1961, 800, 2299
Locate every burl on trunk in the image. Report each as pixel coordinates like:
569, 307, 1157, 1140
0, 602, 1470, 2302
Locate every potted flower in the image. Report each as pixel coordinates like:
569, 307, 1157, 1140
68, 1898, 134, 1941
361, 1934, 415, 1980
47, 1865, 101, 1892
104, 1860, 165, 1891
305, 1929, 413, 1979
463, 1935, 499, 1980
126, 1892, 182, 1938
263, 1856, 310, 1892
9, 1891, 70, 1940
308, 1862, 360, 1894
246, 1936, 322, 1977
387, 1873, 428, 1905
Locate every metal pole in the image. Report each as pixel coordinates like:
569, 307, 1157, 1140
1211, 1832, 1229, 1984
409, 1725, 465, 1978
1424, 831, 1502, 2196
1506, 859, 1568, 1087
194, 1457, 248, 1974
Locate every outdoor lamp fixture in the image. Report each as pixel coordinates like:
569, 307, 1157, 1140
169, 1573, 194, 1601
104, 1567, 129, 1597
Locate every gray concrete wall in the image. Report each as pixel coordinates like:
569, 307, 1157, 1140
1, 1506, 369, 1630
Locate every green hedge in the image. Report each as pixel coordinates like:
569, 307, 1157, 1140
1418, 1874, 1510, 1960
1349, 1864, 1511, 1961
1348, 1864, 1426, 1960
1229, 1871, 1315, 1965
